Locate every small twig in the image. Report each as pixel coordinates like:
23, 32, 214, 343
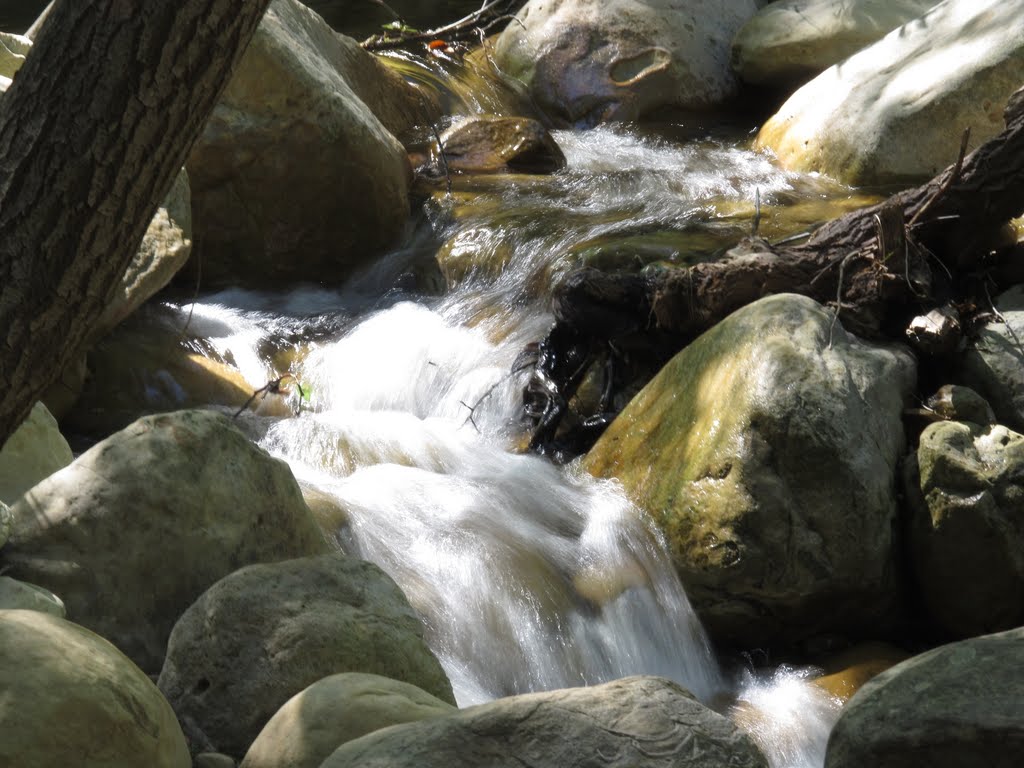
828, 253, 857, 349
363, 0, 512, 50
908, 127, 971, 229
233, 374, 305, 419
460, 356, 537, 431
431, 123, 453, 197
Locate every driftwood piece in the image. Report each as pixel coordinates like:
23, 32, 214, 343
526, 86, 1024, 453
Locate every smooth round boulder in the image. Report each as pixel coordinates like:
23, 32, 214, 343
1, 409, 329, 673
756, 0, 1024, 184
240, 673, 456, 768
583, 294, 915, 647
158, 553, 455, 758
493, 0, 759, 126
904, 420, 1024, 636
186, 0, 428, 289
0, 609, 190, 768
320, 676, 768, 768
732, 0, 935, 86
825, 627, 1024, 768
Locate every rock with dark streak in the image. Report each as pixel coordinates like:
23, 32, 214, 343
319, 676, 769, 768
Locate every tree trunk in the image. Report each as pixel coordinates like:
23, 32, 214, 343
0, 0, 273, 446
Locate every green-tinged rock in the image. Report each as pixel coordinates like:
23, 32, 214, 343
0, 401, 73, 504
185, 0, 426, 289
1, 410, 329, 673
240, 673, 456, 768
732, 0, 936, 86
960, 284, 1024, 431
904, 420, 1024, 636
0, 576, 65, 616
319, 676, 768, 768
756, 0, 1024, 185
583, 294, 914, 647
493, 0, 759, 126
0, 609, 190, 768
825, 627, 1024, 768
158, 553, 455, 758
440, 116, 565, 174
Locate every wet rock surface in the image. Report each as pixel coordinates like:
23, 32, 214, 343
584, 294, 915, 647
158, 553, 455, 758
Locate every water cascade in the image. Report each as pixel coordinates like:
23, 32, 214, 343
171, 123, 853, 767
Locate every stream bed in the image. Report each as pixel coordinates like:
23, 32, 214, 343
161, 118, 873, 767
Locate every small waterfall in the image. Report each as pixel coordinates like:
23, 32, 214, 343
166, 124, 861, 767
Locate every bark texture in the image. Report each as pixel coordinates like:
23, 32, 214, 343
0, 0, 273, 446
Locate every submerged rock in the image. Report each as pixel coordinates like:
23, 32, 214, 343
319, 676, 768, 768
187, 0, 426, 289
960, 284, 1024, 431
439, 116, 566, 174
904, 420, 1024, 637
0, 401, 73, 505
158, 553, 455, 758
756, 0, 1024, 184
493, 0, 759, 126
825, 627, 1024, 768
240, 672, 456, 768
583, 294, 915, 647
0, 609, 190, 768
1, 410, 329, 673
732, 0, 936, 86
811, 642, 910, 704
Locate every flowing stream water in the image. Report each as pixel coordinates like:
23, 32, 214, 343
169, 112, 865, 767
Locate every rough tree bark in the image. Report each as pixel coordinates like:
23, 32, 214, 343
0, 0, 273, 446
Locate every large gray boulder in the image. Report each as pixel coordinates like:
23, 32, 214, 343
492, 0, 759, 126
158, 553, 455, 758
1, 409, 329, 673
756, 0, 1024, 185
825, 627, 1024, 768
583, 294, 915, 647
960, 284, 1024, 432
320, 676, 768, 768
0, 609, 190, 768
240, 672, 456, 768
904, 420, 1024, 636
732, 0, 936, 86
186, 0, 434, 289
0, 400, 73, 504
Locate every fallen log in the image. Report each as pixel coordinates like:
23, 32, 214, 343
526, 87, 1024, 455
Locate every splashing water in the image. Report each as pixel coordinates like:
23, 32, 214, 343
168, 124, 855, 767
